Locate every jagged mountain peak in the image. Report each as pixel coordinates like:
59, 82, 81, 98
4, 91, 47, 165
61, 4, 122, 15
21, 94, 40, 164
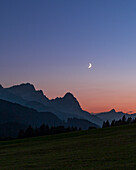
51, 92, 75, 102
8, 83, 35, 92
109, 109, 116, 113
6, 83, 49, 103
0, 82, 103, 126
37, 90, 44, 95
63, 92, 74, 99
63, 92, 80, 106
49, 92, 82, 114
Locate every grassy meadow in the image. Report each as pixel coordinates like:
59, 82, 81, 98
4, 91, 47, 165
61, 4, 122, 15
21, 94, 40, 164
0, 124, 136, 169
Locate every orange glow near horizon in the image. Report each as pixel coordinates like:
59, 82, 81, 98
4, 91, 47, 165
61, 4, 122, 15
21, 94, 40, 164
78, 94, 136, 114
40, 85, 136, 114
40, 83, 136, 114
3, 82, 136, 114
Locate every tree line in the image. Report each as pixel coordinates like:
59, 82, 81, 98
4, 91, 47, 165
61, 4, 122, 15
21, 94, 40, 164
18, 124, 82, 139
102, 115, 136, 128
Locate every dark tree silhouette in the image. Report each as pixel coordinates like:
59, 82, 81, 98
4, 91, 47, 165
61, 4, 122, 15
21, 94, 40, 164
18, 129, 25, 138
111, 120, 115, 126
35, 128, 39, 136
17, 124, 82, 139
122, 115, 126, 123
79, 127, 82, 131
127, 117, 132, 124
102, 121, 106, 128
133, 118, 136, 123
105, 120, 110, 127
102, 120, 110, 128
24, 125, 34, 137
39, 124, 46, 136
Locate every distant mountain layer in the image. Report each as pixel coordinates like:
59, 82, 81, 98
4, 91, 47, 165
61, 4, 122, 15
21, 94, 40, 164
0, 99, 98, 137
0, 83, 103, 126
1, 82, 135, 133
0, 99, 62, 127
96, 109, 136, 123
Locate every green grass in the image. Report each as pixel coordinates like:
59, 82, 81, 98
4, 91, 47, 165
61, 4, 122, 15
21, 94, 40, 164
0, 124, 136, 170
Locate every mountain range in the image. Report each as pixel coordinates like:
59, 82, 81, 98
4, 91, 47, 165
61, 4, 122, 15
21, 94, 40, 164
96, 109, 136, 123
0, 82, 136, 138
0, 99, 98, 138
0, 83, 103, 126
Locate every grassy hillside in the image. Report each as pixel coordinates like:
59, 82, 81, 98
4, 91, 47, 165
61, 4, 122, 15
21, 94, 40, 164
0, 124, 136, 169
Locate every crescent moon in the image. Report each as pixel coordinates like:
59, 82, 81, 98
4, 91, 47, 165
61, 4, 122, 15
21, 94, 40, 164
88, 63, 92, 69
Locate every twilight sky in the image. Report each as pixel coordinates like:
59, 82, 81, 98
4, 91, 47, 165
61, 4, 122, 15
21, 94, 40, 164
1, 0, 136, 113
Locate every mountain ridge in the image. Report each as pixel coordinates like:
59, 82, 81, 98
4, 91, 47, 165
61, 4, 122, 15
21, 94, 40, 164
96, 109, 136, 123
0, 98, 98, 137
0, 83, 103, 126
0, 83, 135, 127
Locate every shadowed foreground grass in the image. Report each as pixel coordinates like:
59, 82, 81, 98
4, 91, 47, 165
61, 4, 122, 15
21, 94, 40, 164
0, 124, 136, 169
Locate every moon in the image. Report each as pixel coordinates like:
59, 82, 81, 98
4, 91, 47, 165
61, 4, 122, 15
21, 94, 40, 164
88, 63, 92, 69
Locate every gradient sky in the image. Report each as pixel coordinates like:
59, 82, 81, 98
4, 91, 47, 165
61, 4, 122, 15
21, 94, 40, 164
1, 0, 136, 113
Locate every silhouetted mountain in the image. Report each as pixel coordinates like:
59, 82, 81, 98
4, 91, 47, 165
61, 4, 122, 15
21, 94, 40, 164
0, 99, 62, 127
0, 83, 103, 126
66, 118, 99, 130
49, 92, 82, 113
7, 83, 49, 104
110, 109, 116, 113
0, 99, 98, 137
0, 85, 26, 104
96, 109, 136, 123
25, 101, 48, 111
48, 92, 103, 126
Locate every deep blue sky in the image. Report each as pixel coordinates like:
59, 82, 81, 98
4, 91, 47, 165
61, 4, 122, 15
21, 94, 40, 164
1, 0, 136, 113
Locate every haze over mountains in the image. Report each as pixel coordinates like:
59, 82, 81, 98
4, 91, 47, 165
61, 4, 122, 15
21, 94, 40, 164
0, 82, 136, 138
0, 83, 103, 126
0, 99, 99, 138
97, 109, 136, 123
